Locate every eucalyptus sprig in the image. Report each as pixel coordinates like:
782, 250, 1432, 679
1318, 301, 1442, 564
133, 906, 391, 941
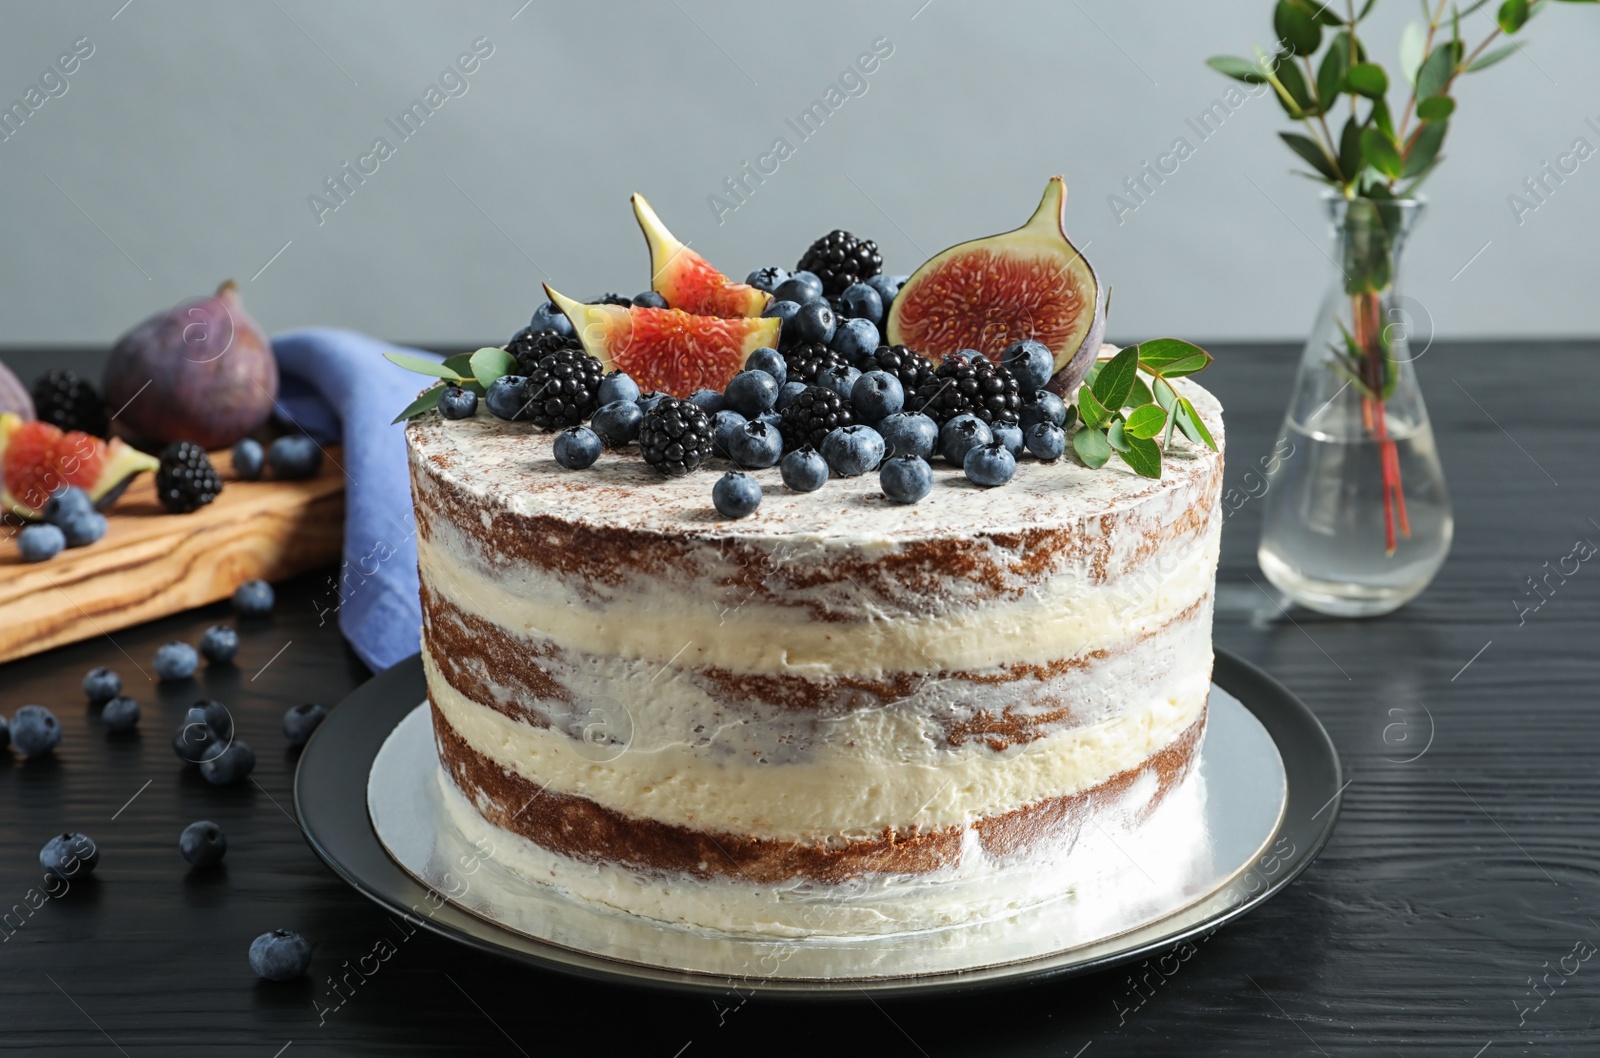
1208, 0, 1595, 201
1070, 340, 1218, 479
387, 347, 515, 423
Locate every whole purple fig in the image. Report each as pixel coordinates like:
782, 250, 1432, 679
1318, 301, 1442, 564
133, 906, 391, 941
104, 281, 277, 451
0, 359, 33, 420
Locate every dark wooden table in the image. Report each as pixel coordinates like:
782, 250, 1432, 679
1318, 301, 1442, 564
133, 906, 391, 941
2, 342, 1595, 1056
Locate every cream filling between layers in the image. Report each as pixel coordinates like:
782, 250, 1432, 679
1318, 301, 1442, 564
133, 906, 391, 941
425, 650, 1209, 840
417, 519, 1221, 678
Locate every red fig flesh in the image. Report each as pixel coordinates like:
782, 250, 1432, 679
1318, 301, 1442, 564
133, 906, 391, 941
887, 176, 1105, 397
0, 413, 159, 519
103, 281, 277, 451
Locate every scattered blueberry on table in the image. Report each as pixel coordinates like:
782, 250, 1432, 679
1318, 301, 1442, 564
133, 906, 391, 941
153, 641, 198, 681
39, 832, 98, 880
232, 579, 275, 618
179, 821, 227, 869
11, 705, 61, 758
282, 703, 328, 747
99, 696, 140, 732
249, 929, 312, 982
199, 739, 255, 786
82, 666, 122, 704
199, 625, 239, 665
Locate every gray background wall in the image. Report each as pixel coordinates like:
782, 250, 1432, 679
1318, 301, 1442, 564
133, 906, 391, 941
1, 0, 1595, 348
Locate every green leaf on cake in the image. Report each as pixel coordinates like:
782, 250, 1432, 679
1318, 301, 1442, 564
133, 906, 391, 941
1125, 404, 1168, 439
441, 352, 476, 377
1092, 346, 1139, 412
1118, 434, 1162, 478
1077, 385, 1111, 430
384, 352, 463, 381
1072, 425, 1112, 469
469, 346, 517, 389
1126, 376, 1155, 409
1175, 396, 1220, 451
1106, 419, 1131, 453
1134, 338, 1214, 379
392, 383, 444, 424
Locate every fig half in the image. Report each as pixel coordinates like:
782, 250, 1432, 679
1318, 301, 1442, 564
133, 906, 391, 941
632, 194, 771, 318
886, 176, 1105, 397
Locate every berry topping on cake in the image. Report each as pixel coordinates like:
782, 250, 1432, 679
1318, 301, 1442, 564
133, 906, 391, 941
781, 342, 848, 386
638, 396, 714, 476
796, 230, 884, 297
508, 326, 581, 370
780, 384, 856, 452
31, 369, 109, 437
913, 354, 1022, 426
155, 441, 223, 514
521, 346, 605, 431
865, 344, 935, 395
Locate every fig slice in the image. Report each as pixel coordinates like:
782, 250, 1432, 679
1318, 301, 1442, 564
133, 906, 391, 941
546, 287, 779, 398
886, 176, 1105, 397
0, 413, 159, 519
632, 194, 771, 318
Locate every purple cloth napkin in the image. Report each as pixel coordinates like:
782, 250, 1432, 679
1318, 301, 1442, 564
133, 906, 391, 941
270, 328, 440, 672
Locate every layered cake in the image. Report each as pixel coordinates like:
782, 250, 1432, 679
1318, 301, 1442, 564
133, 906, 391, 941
406, 375, 1223, 937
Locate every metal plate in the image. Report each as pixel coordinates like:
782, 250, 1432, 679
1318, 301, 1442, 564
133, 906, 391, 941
295, 650, 1341, 998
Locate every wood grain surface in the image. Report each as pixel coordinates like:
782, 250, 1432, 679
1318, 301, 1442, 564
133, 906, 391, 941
0, 342, 1595, 1057
0, 447, 344, 664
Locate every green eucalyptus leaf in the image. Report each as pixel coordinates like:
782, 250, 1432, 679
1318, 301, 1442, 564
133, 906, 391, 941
1082, 361, 1102, 388
1127, 376, 1155, 409
1346, 62, 1389, 97
1134, 338, 1214, 377
1342, 198, 1394, 294
1371, 96, 1396, 137
1404, 119, 1448, 176
469, 346, 517, 389
1416, 42, 1461, 99
441, 353, 476, 377
1275, 55, 1318, 116
1498, 0, 1531, 32
1105, 418, 1131, 453
1072, 426, 1112, 469
1207, 55, 1268, 83
1339, 116, 1364, 179
1416, 95, 1456, 121
1466, 42, 1521, 71
1281, 131, 1342, 181
1317, 35, 1350, 105
392, 383, 445, 424
1357, 0, 1379, 18
1077, 385, 1110, 430
383, 352, 462, 381
1398, 22, 1427, 84
1152, 376, 1178, 413
1118, 434, 1162, 478
1175, 397, 1219, 452
1091, 346, 1140, 413
1125, 404, 1168, 439
1275, 0, 1324, 54
1360, 127, 1404, 179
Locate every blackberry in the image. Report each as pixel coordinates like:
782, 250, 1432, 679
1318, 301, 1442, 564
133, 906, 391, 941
782, 341, 847, 385
155, 441, 223, 514
521, 346, 605, 431
913, 354, 1022, 426
507, 327, 580, 372
638, 397, 714, 476
31, 370, 108, 437
780, 385, 856, 452
591, 293, 634, 307
795, 230, 883, 297
866, 344, 935, 396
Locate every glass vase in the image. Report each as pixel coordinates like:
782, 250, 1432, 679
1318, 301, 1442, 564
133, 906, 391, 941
1256, 195, 1452, 617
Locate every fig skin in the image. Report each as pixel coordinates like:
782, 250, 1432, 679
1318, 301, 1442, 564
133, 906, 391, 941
0, 359, 33, 420
103, 281, 277, 451
1044, 283, 1108, 400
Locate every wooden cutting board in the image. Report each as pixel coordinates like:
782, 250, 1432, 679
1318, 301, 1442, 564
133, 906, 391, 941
0, 446, 344, 663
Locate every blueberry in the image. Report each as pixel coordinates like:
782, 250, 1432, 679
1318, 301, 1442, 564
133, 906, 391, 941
724, 370, 779, 418
232, 438, 265, 479
82, 666, 122, 704
283, 702, 328, 747
552, 426, 602, 470
831, 318, 881, 365
1001, 339, 1055, 393
268, 435, 323, 480
631, 290, 668, 309
992, 421, 1025, 459
816, 365, 861, 403
952, 348, 986, 363
437, 384, 478, 420
775, 381, 808, 411
688, 388, 726, 415
100, 696, 140, 732
821, 425, 885, 477
528, 300, 575, 339
728, 420, 783, 470
173, 702, 231, 765
762, 300, 803, 349
877, 412, 939, 460
39, 833, 98, 880
851, 371, 905, 423
838, 283, 885, 326
939, 414, 993, 466
744, 347, 787, 387
60, 510, 107, 548
780, 446, 829, 492
17, 523, 65, 562
880, 454, 935, 504
189, 699, 234, 741
200, 739, 255, 786
636, 391, 669, 415
232, 579, 275, 618
964, 441, 1017, 487
179, 821, 227, 869
249, 929, 312, 982
485, 375, 530, 420
712, 472, 762, 519
867, 274, 907, 310
1025, 421, 1068, 461
757, 410, 784, 432
746, 267, 789, 293
1019, 390, 1068, 432
597, 371, 641, 406
11, 705, 61, 757
154, 642, 198, 681
199, 625, 239, 665
774, 273, 823, 305
42, 486, 93, 526
590, 400, 643, 447
711, 409, 749, 457
792, 301, 837, 345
